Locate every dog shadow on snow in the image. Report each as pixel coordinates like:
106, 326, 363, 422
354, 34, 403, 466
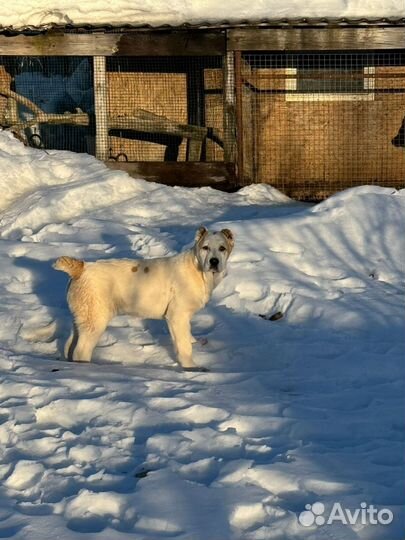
11, 230, 137, 361
13, 256, 72, 360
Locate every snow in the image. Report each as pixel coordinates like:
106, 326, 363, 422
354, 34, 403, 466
0, 129, 404, 539
0, 0, 404, 30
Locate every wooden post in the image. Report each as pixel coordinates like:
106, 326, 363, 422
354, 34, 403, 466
223, 51, 237, 169
187, 139, 203, 161
186, 66, 206, 161
234, 51, 245, 185
93, 56, 109, 161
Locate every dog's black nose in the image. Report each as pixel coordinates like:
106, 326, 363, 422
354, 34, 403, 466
209, 257, 219, 267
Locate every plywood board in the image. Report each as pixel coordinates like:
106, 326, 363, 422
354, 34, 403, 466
255, 94, 405, 196
107, 72, 188, 161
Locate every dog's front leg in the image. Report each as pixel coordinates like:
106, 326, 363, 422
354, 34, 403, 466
166, 313, 195, 369
167, 313, 208, 372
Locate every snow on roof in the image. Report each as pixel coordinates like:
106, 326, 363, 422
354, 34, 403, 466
1, 0, 404, 31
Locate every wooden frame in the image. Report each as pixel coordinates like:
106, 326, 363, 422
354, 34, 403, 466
93, 56, 109, 160
228, 28, 405, 51
0, 31, 225, 56
3, 28, 402, 58
0, 25, 404, 194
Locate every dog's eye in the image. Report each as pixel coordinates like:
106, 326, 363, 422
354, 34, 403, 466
202, 246, 210, 251
219, 246, 226, 252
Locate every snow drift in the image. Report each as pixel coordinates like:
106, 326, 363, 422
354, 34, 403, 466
0, 131, 404, 540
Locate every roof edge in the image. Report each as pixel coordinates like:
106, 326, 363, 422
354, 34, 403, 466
1, 17, 405, 34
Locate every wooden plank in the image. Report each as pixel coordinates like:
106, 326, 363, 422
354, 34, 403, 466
0, 33, 119, 56
0, 27, 402, 56
241, 59, 255, 184
228, 28, 405, 51
204, 68, 224, 162
186, 139, 203, 161
109, 113, 208, 140
93, 56, 109, 161
104, 161, 236, 189
375, 66, 405, 89
116, 31, 225, 56
0, 31, 225, 56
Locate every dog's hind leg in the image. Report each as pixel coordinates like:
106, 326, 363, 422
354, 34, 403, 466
64, 324, 78, 361
70, 320, 108, 362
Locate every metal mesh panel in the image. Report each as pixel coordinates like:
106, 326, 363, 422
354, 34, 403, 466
0, 56, 94, 153
2, 50, 404, 199
239, 51, 405, 200
0, 55, 226, 164
105, 56, 224, 162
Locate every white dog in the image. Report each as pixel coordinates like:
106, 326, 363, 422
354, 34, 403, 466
53, 227, 234, 371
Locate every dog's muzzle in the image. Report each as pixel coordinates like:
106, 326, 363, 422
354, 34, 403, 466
209, 257, 219, 272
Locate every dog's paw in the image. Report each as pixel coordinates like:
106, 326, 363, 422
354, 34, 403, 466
259, 311, 284, 321
184, 366, 210, 373
192, 337, 208, 346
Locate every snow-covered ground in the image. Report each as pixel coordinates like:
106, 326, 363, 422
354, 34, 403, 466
0, 130, 404, 539
0, 0, 404, 30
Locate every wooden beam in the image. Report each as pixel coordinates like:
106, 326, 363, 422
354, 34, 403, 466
0, 31, 225, 56
228, 27, 405, 51
0, 33, 118, 56
104, 161, 236, 189
6, 112, 89, 129
110, 110, 210, 140
186, 139, 203, 161
116, 31, 225, 56
93, 56, 109, 161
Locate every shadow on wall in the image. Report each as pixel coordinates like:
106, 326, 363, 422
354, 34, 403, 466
392, 116, 405, 147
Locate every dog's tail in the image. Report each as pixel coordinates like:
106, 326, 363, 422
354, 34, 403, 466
53, 256, 84, 279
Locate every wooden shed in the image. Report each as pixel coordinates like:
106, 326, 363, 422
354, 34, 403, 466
0, 19, 404, 200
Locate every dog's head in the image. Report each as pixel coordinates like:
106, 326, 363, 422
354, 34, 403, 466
194, 226, 234, 274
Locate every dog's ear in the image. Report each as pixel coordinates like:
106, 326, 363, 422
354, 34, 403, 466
221, 228, 235, 251
195, 226, 208, 243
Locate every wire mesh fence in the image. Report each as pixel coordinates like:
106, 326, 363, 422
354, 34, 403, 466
0, 50, 404, 199
0, 55, 226, 164
0, 56, 94, 153
104, 56, 225, 162
239, 51, 405, 199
